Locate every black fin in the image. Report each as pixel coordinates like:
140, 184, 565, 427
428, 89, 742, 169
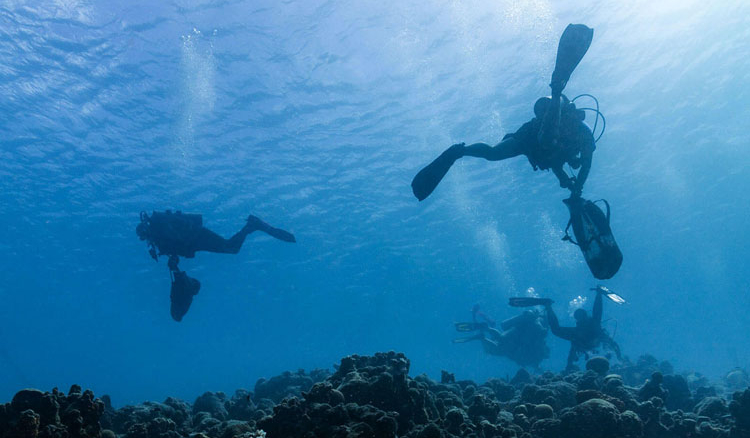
452, 335, 481, 344
265, 227, 296, 243
412, 146, 462, 201
508, 297, 552, 308
454, 322, 477, 332
551, 24, 594, 91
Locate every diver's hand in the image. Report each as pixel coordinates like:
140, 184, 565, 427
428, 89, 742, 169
570, 184, 583, 197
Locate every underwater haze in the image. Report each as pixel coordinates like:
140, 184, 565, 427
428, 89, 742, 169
0, 0, 749, 406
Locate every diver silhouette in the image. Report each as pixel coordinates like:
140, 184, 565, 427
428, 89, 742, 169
453, 305, 549, 369
510, 286, 624, 370
412, 24, 623, 280
411, 24, 599, 201
137, 210, 295, 321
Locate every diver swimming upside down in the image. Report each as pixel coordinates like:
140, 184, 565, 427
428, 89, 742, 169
411, 24, 598, 201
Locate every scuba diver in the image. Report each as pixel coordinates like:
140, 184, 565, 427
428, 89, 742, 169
453, 304, 549, 369
137, 211, 295, 259
412, 24, 623, 281
411, 24, 598, 201
136, 210, 296, 321
509, 286, 624, 370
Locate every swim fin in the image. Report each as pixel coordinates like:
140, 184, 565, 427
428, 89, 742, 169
411, 144, 464, 201
170, 270, 201, 322
551, 24, 594, 92
264, 226, 296, 243
452, 334, 482, 344
508, 297, 553, 308
248, 215, 296, 243
604, 292, 626, 304
454, 322, 488, 332
455, 322, 475, 332
593, 286, 626, 305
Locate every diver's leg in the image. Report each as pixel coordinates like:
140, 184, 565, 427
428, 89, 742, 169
193, 217, 295, 255
463, 137, 524, 162
246, 215, 296, 243
538, 90, 563, 150
193, 227, 244, 254
592, 291, 604, 324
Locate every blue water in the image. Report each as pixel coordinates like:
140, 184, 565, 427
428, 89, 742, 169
1, 0, 748, 406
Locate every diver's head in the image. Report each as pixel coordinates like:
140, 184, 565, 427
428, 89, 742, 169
136, 222, 150, 241
574, 308, 589, 324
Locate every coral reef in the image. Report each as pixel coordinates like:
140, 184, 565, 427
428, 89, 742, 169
2, 353, 749, 438
0, 385, 104, 438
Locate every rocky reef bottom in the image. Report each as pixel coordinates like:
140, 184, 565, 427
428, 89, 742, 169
2, 352, 750, 438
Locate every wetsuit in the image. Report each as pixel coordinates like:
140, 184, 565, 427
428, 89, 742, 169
457, 310, 549, 368
136, 211, 295, 322
462, 103, 595, 193
145, 211, 252, 258
546, 292, 622, 368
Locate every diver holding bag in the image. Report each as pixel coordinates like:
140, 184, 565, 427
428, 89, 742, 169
136, 210, 296, 321
562, 194, 622, 280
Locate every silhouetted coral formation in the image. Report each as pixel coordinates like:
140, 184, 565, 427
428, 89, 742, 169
2, 352, 749, 438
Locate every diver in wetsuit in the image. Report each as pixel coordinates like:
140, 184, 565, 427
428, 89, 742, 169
412, 24, 597, 200
136, 211, 295, 259
418, 95, 594, 197
136, 211, 296, 321
543, 287, 622, 370
454, 305, 549, 369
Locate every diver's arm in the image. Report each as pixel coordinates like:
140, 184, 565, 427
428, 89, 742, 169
552, 166, 573, 189
545, 304, 575, 341
592, 289, 603, 324
462, 136, 525, 161
572, 142, 593, 194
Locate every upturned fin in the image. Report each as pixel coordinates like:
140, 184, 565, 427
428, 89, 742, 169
551, 24, 594, 92
508, 297, 552, 308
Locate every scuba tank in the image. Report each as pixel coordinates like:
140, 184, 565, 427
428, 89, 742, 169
562, 195, 623, 280
149, 210, 203, 228
500, 310, 536, 331
139, 210, 204, 260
